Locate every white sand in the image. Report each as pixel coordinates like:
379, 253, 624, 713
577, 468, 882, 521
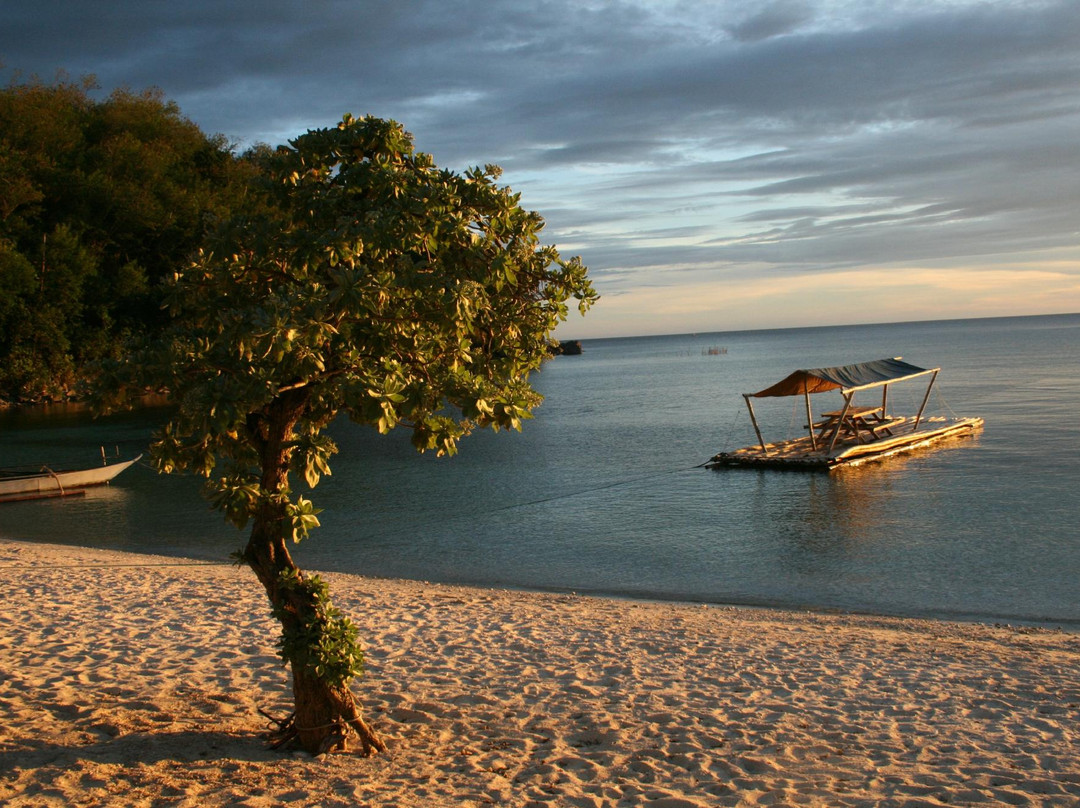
2, 537, 1080, 807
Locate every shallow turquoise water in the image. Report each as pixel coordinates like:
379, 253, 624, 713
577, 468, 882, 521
2, 313, 1079, 624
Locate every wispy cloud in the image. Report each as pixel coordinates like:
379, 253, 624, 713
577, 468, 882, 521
4, 0, 1078, 335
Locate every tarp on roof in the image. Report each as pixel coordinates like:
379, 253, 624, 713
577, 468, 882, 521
749, 358, 934, 398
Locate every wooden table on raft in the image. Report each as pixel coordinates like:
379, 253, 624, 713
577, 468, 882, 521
817, 406, 894, 445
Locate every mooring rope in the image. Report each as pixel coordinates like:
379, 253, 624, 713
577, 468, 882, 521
714, 403, 745, 453
483, 463, 703, 516
935, 387, 960, 419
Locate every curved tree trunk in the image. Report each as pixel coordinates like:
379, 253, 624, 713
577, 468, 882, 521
241, 390, 386, 756
243, 525, 386, 756
291, 667, 386, 755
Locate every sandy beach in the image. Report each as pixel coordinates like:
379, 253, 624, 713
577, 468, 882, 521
2, 537, 1080, 807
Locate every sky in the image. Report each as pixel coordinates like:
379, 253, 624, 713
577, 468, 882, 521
4, 0, 1080, 338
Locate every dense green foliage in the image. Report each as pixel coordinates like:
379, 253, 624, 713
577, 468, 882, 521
0, 76, 249, 402
98, 114, 595, 751
271, 568, 364, 687
137, 115, 596, 469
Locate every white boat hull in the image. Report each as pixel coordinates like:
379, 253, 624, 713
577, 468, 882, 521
0, 456, 142, 498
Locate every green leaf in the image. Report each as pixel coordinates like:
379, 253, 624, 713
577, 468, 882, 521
90, 112, 595, 703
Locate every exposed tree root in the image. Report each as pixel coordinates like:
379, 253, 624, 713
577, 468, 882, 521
344, 703, 387, 757
258, 706, 298, 750
257, 705, 386, 756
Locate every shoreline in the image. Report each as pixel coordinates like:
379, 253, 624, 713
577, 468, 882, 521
4, 536, 1080, 806
8, 534, 1079, 633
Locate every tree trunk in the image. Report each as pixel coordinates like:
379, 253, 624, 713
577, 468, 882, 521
291, 667, 386, 756
241, 391, 386, 757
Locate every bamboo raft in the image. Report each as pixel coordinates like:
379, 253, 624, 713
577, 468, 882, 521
706, 358, 983, 472
707, 415, 984, 470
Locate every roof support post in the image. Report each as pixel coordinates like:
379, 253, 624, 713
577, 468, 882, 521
803, 388, 817, 451
827, 393, 854, 453
913, 369, 939, 430
744, 394, 768, 455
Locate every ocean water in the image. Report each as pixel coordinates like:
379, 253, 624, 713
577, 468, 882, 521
2, 313, 1079, 625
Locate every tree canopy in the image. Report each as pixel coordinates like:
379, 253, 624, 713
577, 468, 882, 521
0, 75, 250, 402
99, 114, 596, 754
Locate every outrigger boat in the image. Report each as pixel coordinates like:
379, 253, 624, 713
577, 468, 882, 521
0, 454, 142, 502
706, 358, 983, 471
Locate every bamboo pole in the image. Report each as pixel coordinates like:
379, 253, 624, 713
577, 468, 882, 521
803, 388, 817, 451
744, 394, 768, 454
913, 369, 939, 430
827, 393, 854, 453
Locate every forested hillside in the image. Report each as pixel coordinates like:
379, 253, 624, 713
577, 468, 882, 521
0, 76, 249, 402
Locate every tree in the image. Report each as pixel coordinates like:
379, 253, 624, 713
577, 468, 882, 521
98, 114, 596, 755
0, 75, 250, 401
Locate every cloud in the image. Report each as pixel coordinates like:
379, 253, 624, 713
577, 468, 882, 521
726, 1, 816, 42
561, 254, 1080, 338
4, 0, 1079, 335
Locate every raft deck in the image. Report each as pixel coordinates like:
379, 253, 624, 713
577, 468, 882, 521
706, 416, 984, 471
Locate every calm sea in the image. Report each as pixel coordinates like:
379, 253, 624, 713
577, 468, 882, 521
2, 313, 1079, 625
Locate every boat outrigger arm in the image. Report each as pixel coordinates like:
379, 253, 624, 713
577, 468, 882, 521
741, 358, 940, 455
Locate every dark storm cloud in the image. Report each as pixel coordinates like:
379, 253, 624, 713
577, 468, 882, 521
4, 0, 1079, 295
726, 1, 815, 43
